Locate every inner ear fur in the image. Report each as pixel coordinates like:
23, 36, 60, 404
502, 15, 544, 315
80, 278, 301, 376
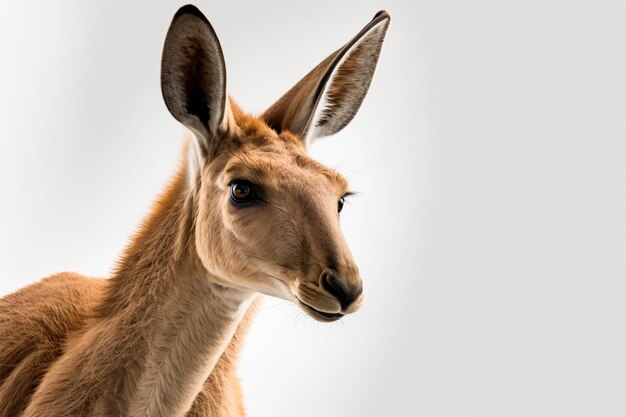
262, 11, 391, 147
161, 5, 228, 154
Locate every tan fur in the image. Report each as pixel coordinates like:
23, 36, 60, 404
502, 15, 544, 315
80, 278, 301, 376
0, 6, 390, 416
0, 106, 359, 417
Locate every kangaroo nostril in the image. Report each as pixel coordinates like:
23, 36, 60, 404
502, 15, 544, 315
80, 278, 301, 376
321, 270, 346, 302
320, 268, 362, 310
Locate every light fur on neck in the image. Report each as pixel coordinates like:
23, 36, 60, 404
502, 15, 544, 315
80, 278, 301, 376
127, 267, 254, 417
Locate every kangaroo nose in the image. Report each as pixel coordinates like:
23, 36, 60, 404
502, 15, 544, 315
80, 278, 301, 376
320, 268, 362, 310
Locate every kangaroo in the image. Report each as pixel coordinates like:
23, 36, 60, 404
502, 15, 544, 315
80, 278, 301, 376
0, 5, 390, 416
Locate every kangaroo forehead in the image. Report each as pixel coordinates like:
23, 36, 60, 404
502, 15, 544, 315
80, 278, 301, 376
222, 138, 348, 192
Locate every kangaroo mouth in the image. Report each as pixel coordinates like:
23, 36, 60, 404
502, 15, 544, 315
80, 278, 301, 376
297, 300, 344, 322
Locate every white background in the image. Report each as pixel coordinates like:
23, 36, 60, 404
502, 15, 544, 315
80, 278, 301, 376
1, 1, 625, 416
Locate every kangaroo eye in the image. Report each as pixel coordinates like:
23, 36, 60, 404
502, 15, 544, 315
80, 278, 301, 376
338, 196, 345, 213
230, 180, 259, 205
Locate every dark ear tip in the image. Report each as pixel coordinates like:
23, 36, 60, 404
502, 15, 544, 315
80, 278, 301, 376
173, 4, 210, 24
373, 10, 391, 22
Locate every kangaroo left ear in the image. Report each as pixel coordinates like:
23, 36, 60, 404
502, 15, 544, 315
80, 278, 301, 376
262, 11, 390, 148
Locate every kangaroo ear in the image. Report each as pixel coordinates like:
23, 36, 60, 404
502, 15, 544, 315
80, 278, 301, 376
262, 11, 390, 147
161, 5, 231, 155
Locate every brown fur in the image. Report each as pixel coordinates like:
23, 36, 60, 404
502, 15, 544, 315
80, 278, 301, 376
0, 5, 389, 416
0, 107, 357, 417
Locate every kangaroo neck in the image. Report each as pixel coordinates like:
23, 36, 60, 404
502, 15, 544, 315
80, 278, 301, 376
102, 161, 255, 417
125, 266, 254, 417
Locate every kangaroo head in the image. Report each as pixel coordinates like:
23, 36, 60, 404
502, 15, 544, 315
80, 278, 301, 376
161, 5, 390, 322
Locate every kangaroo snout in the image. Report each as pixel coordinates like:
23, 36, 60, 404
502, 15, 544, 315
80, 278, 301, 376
320, 268, 363, 311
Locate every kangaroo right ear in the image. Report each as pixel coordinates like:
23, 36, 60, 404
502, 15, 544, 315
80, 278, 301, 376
161, 5, 230, 155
